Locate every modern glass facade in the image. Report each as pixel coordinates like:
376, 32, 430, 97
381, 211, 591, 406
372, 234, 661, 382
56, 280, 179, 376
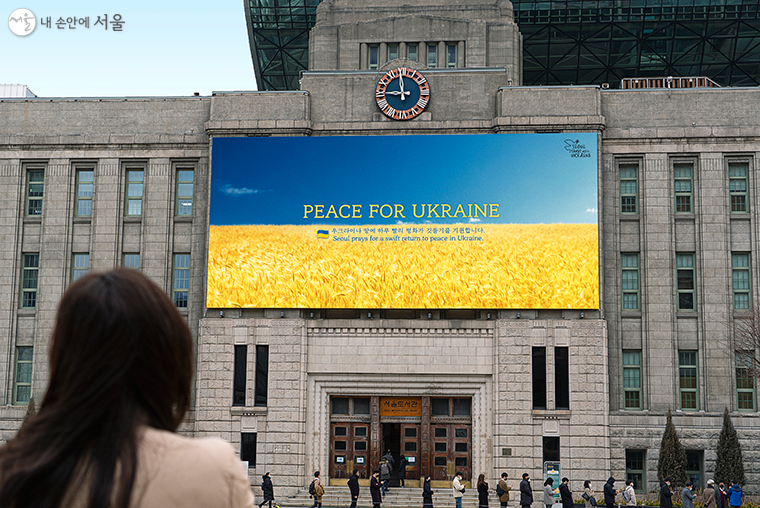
245, 0, 760, 90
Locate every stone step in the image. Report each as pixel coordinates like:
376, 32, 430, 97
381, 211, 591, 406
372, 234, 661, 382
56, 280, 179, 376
274, 486, 500, 508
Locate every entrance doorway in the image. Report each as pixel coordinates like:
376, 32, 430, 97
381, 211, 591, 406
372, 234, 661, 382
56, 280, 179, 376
382, 423, 401, 485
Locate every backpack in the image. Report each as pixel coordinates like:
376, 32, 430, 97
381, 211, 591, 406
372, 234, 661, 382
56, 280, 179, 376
622, 489, 630, 503
309, 480, 316, 496
497, 484, 505, 497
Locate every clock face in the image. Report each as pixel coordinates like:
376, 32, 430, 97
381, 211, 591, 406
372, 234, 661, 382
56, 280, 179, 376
375, 67, 430, 121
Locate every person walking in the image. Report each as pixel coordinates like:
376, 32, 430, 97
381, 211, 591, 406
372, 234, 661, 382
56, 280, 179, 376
380, 460, 391, 496
558, 478, 573, 508
348, 470, 360, 508
423, 476, 435, 508
623, 481, 636, 506
453, 472, 466, 508
703, 480, 716, 508
583, 481, 596, 508
682, 482, 695, 508
543, 478, 556, 508
728, 482, 743, 508
260, 472, 275, 508
398, 455, 408, 487
498, 472, 512, 508
603, 477, 617, 508
520, 473, 534, 508
382, 449, 395, 483
371, 470, 383, 508
660, 478, 673, 508
478, 474, 490, 508
311, 472, 325, 508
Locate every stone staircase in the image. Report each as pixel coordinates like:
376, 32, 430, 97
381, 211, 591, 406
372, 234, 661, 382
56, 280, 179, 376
274, 485, 497, 508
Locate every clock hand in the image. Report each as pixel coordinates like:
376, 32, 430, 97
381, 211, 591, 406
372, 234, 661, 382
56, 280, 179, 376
398, 72, 405, 101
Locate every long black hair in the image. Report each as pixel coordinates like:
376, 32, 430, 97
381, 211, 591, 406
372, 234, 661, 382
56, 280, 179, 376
0, 269, 194, 508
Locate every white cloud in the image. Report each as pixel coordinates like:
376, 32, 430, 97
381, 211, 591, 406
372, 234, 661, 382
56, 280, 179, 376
220, 184, 263, 196
586, 208, 598, 213
469, 217, 481, 223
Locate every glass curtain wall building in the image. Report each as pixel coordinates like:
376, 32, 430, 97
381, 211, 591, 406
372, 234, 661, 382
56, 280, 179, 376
245, 0, 760, 90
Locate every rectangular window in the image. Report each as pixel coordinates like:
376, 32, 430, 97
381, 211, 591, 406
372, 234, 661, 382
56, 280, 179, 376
122, 253, 140, 270
407, 44, 417, 61
674, 163, 693, 213
677, 253, 695, 310
685, 450, 703, 490
620, 163, 638, 214
75, 169, 94, 217
388, 43, 399, 61
453, 398, 471, 416
446, 43, 457, 67
679, 351, 699, 411
241, 432, 256, 466
736, 352, 755, 411
332, 397, 349, 414
623, 350, 642, 409
729, 162, 748, 213
432, 398, 449, 416
368, 45, 379, 69
555, 347, 569, 410
176, 169, 194, 216
427, 44, 437, 68
72, 253, 89, 282
625, 450, 645, 492
732, 253, 751, 310
26, 169, 44, 216
254, 344, 269, 407
542, 436, 559, 462
172, 254, 190, 308
622, 253, 640, 310
233, 345, 247, 407
125, 169, 144, 216
21, 253, 39, 308
532, 346, 547, 410
13, 346, 33, 405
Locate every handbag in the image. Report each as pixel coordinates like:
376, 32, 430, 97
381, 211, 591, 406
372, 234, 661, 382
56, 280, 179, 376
583, 493, 590, 501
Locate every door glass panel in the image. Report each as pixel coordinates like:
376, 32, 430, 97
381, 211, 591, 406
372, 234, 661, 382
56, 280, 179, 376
435, 442, 447, 452
355, 427, 367, 437
455, 443, 468, 452
335, 427, 347, 436
405, 427, 417, 438
355, 441, 367, 451
434, 457, 446, 466
455, 428, 468, 438
405, 442, 417, 452
455, 457, 467, 467
434, 428, 447, 438
335, 441, 347, 450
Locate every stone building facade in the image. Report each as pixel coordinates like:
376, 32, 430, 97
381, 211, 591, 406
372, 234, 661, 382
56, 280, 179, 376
2, 0, 760, 498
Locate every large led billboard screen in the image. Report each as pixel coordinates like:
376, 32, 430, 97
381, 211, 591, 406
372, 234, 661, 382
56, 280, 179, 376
208, 133, 598, 309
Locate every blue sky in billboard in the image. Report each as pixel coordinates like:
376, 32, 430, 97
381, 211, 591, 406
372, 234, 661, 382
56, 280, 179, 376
210, 133, 598, 226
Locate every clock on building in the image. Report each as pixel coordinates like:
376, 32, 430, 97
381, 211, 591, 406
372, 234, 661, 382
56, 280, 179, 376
375, 67, 430, 121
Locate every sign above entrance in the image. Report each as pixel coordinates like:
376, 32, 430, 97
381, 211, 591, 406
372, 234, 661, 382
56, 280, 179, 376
380, 397, 422, 417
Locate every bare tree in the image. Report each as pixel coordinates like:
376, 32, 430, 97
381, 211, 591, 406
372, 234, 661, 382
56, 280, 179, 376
728, 304, 760, 378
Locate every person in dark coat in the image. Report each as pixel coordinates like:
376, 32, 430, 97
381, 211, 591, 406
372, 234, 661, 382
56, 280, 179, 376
603, 477, 617, 508
423, 476, 435, 508
716, 483, 728, 508
520, 473, 534, 508
348, 470, 360, 508
660, 479, 673, 508
559, 478, 573, 508
371, 469, 383, 508
478, 473, 490, 508
398, 455, 408, 487
259, 472, 275, 508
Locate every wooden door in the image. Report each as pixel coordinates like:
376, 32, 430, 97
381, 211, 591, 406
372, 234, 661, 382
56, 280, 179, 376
330, 422, 370, 479
429, 423, 472, 481
400, 423, 420, 480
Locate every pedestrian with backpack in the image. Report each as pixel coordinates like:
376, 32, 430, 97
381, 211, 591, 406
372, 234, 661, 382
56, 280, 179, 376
380, 460, 391, 496
310, 471, 324, 508
497, 472, 511, 508
623, 481, 635, 506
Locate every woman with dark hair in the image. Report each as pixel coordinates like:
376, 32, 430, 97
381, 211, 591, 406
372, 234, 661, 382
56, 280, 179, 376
544, 478, 556, 508
478, 473, 490, 508
422, 476, 434, 508
0, 269, 255, 508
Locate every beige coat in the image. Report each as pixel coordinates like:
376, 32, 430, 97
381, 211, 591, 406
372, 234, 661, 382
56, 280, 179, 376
499, 479, 512, 503
65, 426, 255, 508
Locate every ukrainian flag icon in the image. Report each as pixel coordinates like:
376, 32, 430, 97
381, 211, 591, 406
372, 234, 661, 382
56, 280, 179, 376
317, 230, 329, 239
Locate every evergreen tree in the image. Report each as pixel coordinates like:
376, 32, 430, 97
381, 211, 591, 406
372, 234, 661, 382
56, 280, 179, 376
657, 409, 687, 487
715, 407, 746, 486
